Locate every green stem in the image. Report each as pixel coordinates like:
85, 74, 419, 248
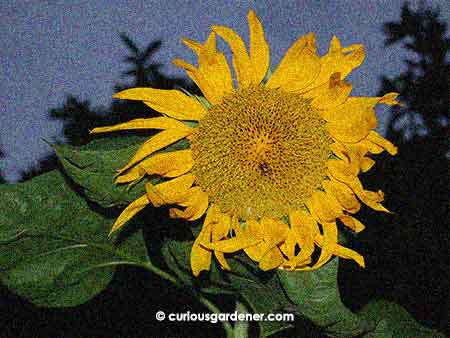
199, 295, 234, 338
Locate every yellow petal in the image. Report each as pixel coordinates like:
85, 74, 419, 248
308, 36, 364, 89
261, 217, 289, 246
113, 88, 206, 121
136, 149, 194, 178
214, 251, 231, 270
115, 165, 146, 184
307, 190, 343, 223
333, 244, 365, 267
109, 194, 150, 235
119, 127, 193, 173
366, 131, 398, 155
304, 221, 338, 271
145, 174, 195, 207
177, 33, 234, 104
248, 10, 269, 84
169, 187, 209, 221
191, 222, 212, 276
259, 247, 284, 271
339, 214, 365, 233
212, 25, 254, 88
328, 160, 359, 185
266, 33, 320, 92
90, 116, 190, 134
326, 98, 378, 143
206, 234, 261, 253
354, 188, 390, 212
306, 72, 353, 111
326, 92, 401, 143
323, 179, 360, 213
212, 211, 231, 242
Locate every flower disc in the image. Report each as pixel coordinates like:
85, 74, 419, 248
190, 86, 333, 219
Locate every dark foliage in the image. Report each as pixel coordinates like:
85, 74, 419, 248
342, 2, 449, 334
0, 148, 5, 184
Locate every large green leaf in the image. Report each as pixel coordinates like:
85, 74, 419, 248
0, 170, 152, 307
358, 300, 446, 338
226, 256, 295, 337
53, 135, 149, 208
278, 258, 373, 337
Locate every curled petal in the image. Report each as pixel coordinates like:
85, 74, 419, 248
333, 244, 365, 267
305, 72, 353, 111
109, 194, 150, 235
145, 174, 195, 207
339, 214, 365, 233
169, 187, 209, 221
259, 247, 284, 271
323, 179, 360, 213
191, 222, 212, 276
307, 190, 343, 223
308, 36, 364, 89
367, 131, 398, 155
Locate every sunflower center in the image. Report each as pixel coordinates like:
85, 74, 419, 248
190, 86, 332, 219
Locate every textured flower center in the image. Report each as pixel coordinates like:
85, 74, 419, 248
190, 86, 332, 219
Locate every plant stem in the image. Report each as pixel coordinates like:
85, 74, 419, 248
198, 295, 234, 338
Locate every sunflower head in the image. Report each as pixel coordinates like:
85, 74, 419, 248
91, 10, 400, 276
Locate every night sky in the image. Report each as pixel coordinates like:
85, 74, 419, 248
1, 0, 449, 182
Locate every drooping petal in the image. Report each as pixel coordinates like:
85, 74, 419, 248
326, 93, 400, 143
259, 247, 284, 271
308, 221, 339, 270
333, 244, 365, 267
261, 217, 289, 247
169, 187, 209, 221
323, 179, 360, 213
145, 174, 195, 207
212, 25, 254, 88
266, 33, 320, 92
339, 214, 365, 233
307, 190, 343, 223
305, 72, 353, 111
109, 194, 150, 235
191, 221, 212, 276
118, 127, 193, 173
248, 10, 270, 84
136, 149, 193, 178
366, 131, 398, 155
113, 88, 207, 121
205, 235, 261, 253
214, 251, 231, 270
308, 36, 364, 89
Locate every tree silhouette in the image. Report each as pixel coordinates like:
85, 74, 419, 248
344, 2, 449, 333
0, 148, 6, 184
19, 34, 199, 182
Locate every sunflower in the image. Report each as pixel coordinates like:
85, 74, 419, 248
91, 11, 400, 276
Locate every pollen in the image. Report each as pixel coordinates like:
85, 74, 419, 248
190, 86, 333, 219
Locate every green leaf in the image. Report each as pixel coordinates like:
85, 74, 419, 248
358, 300, 446, 338
227, 256, 295, 337
0, 170, 151, 307
53, 135, 149, 208
278, 258, 373, 338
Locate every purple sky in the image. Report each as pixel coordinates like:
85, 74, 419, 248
1, 1, 449, 182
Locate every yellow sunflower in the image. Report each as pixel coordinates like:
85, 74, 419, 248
91, 11, 400, 276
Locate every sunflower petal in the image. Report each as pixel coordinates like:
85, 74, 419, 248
333, 244, 365, 267
206, 234, 261, 253
307, 190, 343, 223
134, 149, 194, 178
307, 72, 353, 111
367, 131, 398, 155
259, 247, 284, 271
323, 179, 360, 213
248, 10, 269, 84
109, 194, 150, 235
90, 117, 190, 134
214, 251, 231, 270
266, 33, 320, 92
212, 25, 253, 87
308, 36, 364, 89
191, 222, 212, 276
169, 187, 209, 221
339, 214, 365, 233
145, 174, 195, 207
118, 127, 193, 173
113, 88, 206, 121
